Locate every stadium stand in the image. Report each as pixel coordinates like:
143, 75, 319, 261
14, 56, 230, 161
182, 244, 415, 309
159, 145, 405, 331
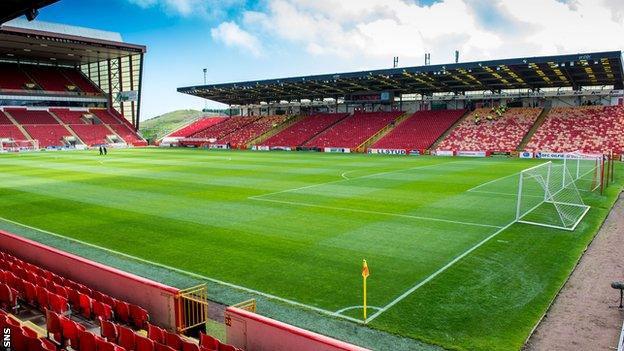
109, 124, 147, 146
222, 115, 288, 148
4, 108, 59, 125
49, 108, 88, 124
525, 105, 624, 154
90, 109, 124, 125
190, 116, 259, 140
24, 65, 76, 92
60, 68, 100, 94
371, 109, 466, 151
437, 107, 542, 152
0, 63, 37, 90
0, 125, 27, 140
70, 124, 114, 146
261, 113, 349, 147
22, 125, 71, 148
0, 111, 13, 124
169, 117, 225, 138
305, 111, 402, 149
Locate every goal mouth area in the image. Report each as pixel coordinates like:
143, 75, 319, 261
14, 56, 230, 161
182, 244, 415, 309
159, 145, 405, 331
515, 160, 591, 231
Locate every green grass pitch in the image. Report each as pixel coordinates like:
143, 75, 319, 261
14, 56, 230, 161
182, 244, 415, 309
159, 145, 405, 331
0, 148, 620, 351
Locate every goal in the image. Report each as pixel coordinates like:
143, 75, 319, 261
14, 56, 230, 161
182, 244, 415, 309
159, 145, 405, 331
516, 161, 590, 231
0, 139, 39, 152
562, 151, 604, 192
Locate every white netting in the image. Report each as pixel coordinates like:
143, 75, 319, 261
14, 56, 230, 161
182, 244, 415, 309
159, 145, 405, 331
516, 161, 590, 231
563, 151, 603, 192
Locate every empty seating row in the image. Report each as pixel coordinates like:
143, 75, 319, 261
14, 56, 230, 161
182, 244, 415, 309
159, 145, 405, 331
25, 66, 75, 93
525, 105, 624, 153
190, 117, 259, 140
61, 68, 101, 94
109, 124, 148, 146
22, 125, 72, 148
0, 63, 101, 94
0, 310, 56, 351
372, 109, 466, 151
90, 110, 123, 125
437, 107, 542, 152
0, 111, 13, 124
169, 118, 225, 138
260, 113, 348, 147
0, 125, 27, 140
5, 108, 59, 125
70, 124, 114, 146
51, 109, 91, 124
0, 63, 36, 90
305, 111, 402, 149
222, 115, 288, 148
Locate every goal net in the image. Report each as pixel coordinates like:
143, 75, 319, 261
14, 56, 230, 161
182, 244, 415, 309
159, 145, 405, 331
516, 161, 590, 231
562, 151, 603, 192
0, 139, 39, 152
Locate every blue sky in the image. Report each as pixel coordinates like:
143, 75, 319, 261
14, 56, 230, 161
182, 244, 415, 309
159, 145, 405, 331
33, 0, 624, 119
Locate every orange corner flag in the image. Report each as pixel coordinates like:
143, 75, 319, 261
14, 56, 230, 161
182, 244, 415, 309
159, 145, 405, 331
362, 259, 369, 279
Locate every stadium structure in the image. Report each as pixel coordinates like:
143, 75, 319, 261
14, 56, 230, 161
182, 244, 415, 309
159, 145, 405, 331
2, 2, 624, 351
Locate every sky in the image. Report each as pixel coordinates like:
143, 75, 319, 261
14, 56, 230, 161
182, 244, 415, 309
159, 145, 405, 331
32, 0, 624, 120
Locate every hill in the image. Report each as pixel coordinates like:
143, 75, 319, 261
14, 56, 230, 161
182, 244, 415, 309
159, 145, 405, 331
139, 109, 206, 142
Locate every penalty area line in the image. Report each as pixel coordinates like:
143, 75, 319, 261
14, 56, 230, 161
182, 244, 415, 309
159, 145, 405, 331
364, 219, 516, 323
0, 216, 366, 325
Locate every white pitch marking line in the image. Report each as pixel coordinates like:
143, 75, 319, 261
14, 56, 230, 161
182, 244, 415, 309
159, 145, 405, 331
334, 305, 382, 315
364, 219, 516, 323
469, 190, 543, 198
253, 160, 464, 199
249, 197, 503, 229
0, 216, 366, 325
466, 172, 518, 192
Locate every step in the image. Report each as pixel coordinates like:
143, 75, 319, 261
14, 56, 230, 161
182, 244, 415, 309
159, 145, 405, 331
428, 109, 470, 150
356, 112, 411, 152
517, 107, 551, 151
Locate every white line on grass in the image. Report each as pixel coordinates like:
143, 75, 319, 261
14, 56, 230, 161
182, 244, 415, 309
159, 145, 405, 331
0, 216, 366, 324
467, 172, 518, 192
334, 305, 382, 315
364, 219, 516, 323
249, 197, 503, 229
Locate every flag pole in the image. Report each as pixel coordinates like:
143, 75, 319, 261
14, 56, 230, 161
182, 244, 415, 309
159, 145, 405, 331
363, 272, 367, 321
362, 259, 369, 322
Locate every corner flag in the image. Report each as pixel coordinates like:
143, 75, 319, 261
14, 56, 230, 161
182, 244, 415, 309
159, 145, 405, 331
362, 259, 369, 321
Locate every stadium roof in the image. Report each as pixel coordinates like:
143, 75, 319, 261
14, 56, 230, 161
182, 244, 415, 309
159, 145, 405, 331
178, 51, 624, 105
0, 19, 146, 66
0, 0, 59, 24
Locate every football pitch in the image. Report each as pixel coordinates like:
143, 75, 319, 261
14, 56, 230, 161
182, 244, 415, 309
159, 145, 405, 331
0, 148, 620, 351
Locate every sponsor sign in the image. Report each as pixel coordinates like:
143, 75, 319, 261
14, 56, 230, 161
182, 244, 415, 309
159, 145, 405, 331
324, 147, 351, 153
116, 90, 139, 102
535, 152, 567, 159
368, 148, 407, 155
209, 144, 229, 150
408, 149, 421, 156
457, 151, 486, 157
519, 151, 534, 159
434, 150, 454, 156
252, 145, 270, 151
270, 146, 292, 151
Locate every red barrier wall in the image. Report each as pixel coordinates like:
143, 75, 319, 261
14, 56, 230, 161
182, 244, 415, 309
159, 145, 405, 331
0, 230, 180, 330
225, 307, 370, 351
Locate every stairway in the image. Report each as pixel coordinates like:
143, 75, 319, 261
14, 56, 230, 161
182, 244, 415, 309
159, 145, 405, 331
428, 109, 471, 150
517, 107, 550, 151
2, 110, 34, 141
247, 114, 305, 147
48, 110, 87, 145
356, 112, 410, 152
301, 113, 350, 146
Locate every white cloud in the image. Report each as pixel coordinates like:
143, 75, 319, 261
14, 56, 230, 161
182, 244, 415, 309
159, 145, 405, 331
211, 22, 263, 56
217, 0, 624, 66
126, 0, 241, 17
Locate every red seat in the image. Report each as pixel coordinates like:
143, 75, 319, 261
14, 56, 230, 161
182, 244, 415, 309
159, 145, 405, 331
136, 335, 155, 351
23, 281, 37, 305
148, 323, 165, 344
46, 309, 63, 343
12, 327, 28, 351
79, 331, 97, 351
79, 293, 92, 319
40, 338, 57, 351
164, 331, 183, 350
118, 325, 136, 351
68, 288, 81, 310
97, 337, 121, 351
93, 300, 114, 320
199, 332, 219, 350
129, 304, 149, 329
49, 292, 69, 314
181, 341, 201, 351
156, 344, 177, 351
100, 318, 118, 342
61, 315, 85, 349
217, 342, 238, 351
36, 286, 49, 310
0, 283, 16, 310
115, 300, 130, 323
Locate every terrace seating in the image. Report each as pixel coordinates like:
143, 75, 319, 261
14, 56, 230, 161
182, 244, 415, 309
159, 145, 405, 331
0, 125, 27, 140
5, 109, 59, 125
305, 111, 402, 149
190, 116, 259, 140
437, 107, 541, 152
50, 108, 89, 124
261, 113, 348, 147
222, 115, 288, 148
60, 68, 101, 94
0, 111, 14, 124
0, 63, 36, 90
22, 125, 72, 148
371, 109, 466, 151
109, 124, 148, 146
70, 124, 114, 145
169, 117, 225, 138
525, 105, 624, 154
24, 65, 75, 92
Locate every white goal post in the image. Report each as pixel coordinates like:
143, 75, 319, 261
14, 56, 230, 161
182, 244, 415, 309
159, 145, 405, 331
516, 160, 590, 231
562, 151, 604, 192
